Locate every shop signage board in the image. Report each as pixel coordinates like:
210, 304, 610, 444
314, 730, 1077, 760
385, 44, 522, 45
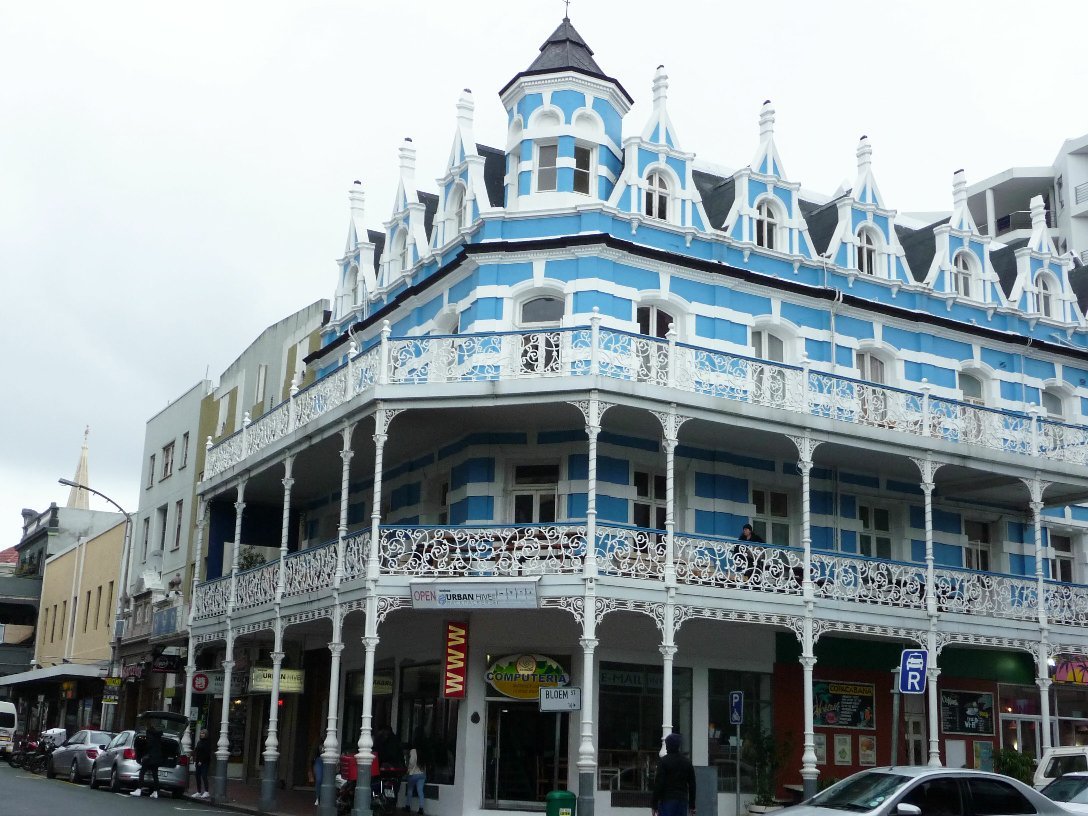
813, 681, 876, 729
248, 668, 305, 694
444, 621, 468, 699
898, 649, 928, 694
102, 677, 121, 705
486, 654, 570, 700
410, 579, 538, 609
152, 654, 185, 673
192, 671, 223, 695
540, 687, 581, 711
940, 689, 994, 735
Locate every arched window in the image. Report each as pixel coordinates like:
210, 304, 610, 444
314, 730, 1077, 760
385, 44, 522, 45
637, 305, 675, 339
856, 351, 889, 423
388, 230, 408, 277
857, 229, 879, 275
1037, 275, 1055, 318
959, 372, 984, 405
519, 296, 564, 374
448, 184, 469, 233
1042, 388, 1065, 419
645, 172, 670, 221
751, 330, 785, 363
751, 329, 786, 403
755, 200, 781, 250
952, 251, 975, 299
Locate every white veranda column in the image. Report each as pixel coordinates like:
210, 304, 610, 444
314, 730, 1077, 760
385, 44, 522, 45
1027, 475, 1052, 751
181, 499, 207, 756
214, 479, 245, 799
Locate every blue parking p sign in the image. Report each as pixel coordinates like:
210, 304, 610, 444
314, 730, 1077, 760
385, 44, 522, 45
899, 649, 928, 694
729, 691, 744, 725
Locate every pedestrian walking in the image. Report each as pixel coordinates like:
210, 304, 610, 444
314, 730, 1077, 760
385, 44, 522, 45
651, 732, 695, 816
130, 723, 164, 798
311, 739, 325, 806
192, 728, 211, 799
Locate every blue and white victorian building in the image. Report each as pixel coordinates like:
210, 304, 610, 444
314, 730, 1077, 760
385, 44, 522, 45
184, 18, 1088, 816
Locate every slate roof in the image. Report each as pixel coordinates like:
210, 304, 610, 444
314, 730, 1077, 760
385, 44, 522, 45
419, 191, 439, 239
499, 18, 633, 103
367, 230, 385, 271
477, 143, 506, 207
692, 170, 735, 231
1070, 260, 1088, 313
799, 197, 843, 257
988, 239, 1026, 298
896, 220, 947, 283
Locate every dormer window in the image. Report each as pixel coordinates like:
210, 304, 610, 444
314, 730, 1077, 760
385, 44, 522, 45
755, 200, 782, 250
857, 228, 879, 275
538, 144, 558, 192
1037, 274, 1055, 318
645, 172, 670, 221
389, 230, 408, 277
573, 144, 593, 195
952, 251, 975, 299
959, 372, 984, 406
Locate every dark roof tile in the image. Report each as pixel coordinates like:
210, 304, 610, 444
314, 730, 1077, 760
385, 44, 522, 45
692, 170, 735, 231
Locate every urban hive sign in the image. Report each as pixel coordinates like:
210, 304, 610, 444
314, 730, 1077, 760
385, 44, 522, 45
486, 654, 569, 700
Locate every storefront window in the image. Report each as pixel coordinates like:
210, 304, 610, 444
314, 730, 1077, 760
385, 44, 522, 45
597, 662, 692, 793
397, 663, 459, 785
1055, 686, 1088, 747
999, 685, 1041, 759
708, 669, 772, 792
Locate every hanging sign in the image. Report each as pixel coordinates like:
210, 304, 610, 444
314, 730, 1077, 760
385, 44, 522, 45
248, 668, 305, 694
444, 621, 468, 699
486, 654, 570, 701
411, 579, 538, 609
152, 654, 185, 673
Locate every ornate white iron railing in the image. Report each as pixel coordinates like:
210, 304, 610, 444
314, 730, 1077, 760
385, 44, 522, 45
674, 533, 805, 594
205, 325, 1088, 480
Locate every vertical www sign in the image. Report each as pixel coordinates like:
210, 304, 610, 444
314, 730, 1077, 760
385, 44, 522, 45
444, 621, 468, 698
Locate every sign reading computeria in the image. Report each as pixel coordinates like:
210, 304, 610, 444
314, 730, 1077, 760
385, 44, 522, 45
486, 654, 570, 701
411, 579, 539, 610
444, 621, 468, 699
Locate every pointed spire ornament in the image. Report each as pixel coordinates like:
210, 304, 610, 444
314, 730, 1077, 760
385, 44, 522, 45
66, 426, 90, 509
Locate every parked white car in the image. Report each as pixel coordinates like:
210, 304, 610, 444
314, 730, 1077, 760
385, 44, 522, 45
1040, 771, 1088, 813
1034, 746, 1088, 790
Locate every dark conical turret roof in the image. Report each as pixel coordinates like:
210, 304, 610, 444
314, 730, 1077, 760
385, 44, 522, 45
499, 18, 633, 103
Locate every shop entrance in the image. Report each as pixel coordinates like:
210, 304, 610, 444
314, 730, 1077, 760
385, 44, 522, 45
484, 701, 568, 809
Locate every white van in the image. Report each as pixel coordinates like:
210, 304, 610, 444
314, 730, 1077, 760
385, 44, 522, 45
0, 701, 16, 756
1034, 746, 1088, 789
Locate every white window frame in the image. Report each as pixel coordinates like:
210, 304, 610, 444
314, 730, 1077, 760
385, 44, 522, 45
572, 143, 595, 196
632, 469, 667, 531
636, 304, 676, 340
952, 251, 976, 299
857, 503, 893, 559
510, 462, 561, 525
518, 294, 565, 374
857, 228, 880, 276
751, 486, 790, 546
645, 171, 671, 221
964, 519, 992, 572
388, 229, 408, 278
537, 142, 559, 192
1051, 532, 1074, 583
754, 199, 783, 251
958, 371, 985, 406
161, 442, 174, 479
1042, 388, 1065, 419
448, 182, 469, 233
1037, 273, 1057, 318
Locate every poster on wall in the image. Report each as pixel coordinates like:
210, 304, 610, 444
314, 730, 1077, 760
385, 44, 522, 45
974, 741, 994, 771
814, 681, 876, 729
1052, 656, 1088, 684
859, 735, 876, 766
834, 734, 852, 765
814, 733, 827, 765
940, 690, 994, 735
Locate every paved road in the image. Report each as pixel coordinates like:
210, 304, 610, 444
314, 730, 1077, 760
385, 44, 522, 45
0, 762, 231, 816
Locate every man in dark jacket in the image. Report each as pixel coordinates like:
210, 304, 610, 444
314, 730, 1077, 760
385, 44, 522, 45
130, 723, 164, 798
652, 732, 696, 816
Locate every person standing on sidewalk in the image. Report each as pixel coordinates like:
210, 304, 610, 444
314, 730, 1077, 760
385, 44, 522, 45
652, 733, 696, 816
130, 723, 164, 798
192, 728, 211, 799
403, 730, 427, 815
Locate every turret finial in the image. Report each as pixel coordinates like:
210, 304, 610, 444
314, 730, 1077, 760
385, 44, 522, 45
759, 100, 775, 140
652, 65, 668, 111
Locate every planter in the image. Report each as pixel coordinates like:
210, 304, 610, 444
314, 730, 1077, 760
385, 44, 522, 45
749, 804, 784, 815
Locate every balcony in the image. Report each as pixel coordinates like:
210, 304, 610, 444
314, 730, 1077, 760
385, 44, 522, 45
191, 524, 1088, 630
203, 326, 1088, 481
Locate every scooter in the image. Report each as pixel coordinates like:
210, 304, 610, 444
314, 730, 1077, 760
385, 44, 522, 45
334, 755, 405, 816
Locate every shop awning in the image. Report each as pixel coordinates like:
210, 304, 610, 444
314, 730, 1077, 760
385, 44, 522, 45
0, 663, 105, 687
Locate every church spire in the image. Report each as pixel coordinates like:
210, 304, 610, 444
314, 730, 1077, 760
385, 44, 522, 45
66, 426, 90, 509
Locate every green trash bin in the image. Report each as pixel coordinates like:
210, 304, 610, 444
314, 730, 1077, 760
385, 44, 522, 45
545, 789, 577, 816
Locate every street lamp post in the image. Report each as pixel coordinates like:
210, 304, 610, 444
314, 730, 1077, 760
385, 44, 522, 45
58, 478, 132, 731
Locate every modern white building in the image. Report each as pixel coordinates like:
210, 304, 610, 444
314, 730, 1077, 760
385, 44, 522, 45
184, 17, 1088, 816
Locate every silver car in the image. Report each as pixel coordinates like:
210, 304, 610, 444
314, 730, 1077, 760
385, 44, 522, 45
787, 767, 1069, 816
46, 729, 113, 782
1041, 771, 1088, 813
89, 711, 189, 797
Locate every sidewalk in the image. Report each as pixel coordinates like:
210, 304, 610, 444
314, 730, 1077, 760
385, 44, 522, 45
187, 778, 319, 816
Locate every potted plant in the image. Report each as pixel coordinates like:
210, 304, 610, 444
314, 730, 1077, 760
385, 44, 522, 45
743, 722, 786, 814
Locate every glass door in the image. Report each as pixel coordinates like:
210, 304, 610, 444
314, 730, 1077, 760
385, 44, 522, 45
1001, 718, 1040, 759
485, 701, 568, 809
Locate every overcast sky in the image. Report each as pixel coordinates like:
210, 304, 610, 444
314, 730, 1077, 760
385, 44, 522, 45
1, 1, 1085, 549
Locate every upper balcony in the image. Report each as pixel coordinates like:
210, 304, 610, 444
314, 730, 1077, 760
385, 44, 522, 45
190, 523, 1088, 634
203, 324, 1088, 483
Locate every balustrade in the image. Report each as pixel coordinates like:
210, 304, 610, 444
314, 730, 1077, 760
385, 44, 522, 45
204, 326, 1088, 479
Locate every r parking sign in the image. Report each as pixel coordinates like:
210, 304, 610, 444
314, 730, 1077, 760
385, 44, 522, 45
899, 649, 928, 694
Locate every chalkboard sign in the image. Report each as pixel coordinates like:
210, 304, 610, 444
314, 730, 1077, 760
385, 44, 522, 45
940, 689, 994, 735
813, 681, 876, 730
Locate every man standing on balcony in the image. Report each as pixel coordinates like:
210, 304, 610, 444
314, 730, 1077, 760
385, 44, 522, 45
652, 733, 696, 816
739, 524, 764, 543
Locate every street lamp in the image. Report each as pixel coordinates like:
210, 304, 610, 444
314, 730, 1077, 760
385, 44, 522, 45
58, 478, 133, 730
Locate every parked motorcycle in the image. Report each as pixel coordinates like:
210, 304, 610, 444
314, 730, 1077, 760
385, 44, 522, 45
25, 736, 57, 775
335, 754, 405, 816
7, 735, 36, 769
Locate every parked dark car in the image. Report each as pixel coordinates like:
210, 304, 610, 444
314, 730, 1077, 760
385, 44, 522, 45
89, 711, 189, 797
47, 729, 113, 782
